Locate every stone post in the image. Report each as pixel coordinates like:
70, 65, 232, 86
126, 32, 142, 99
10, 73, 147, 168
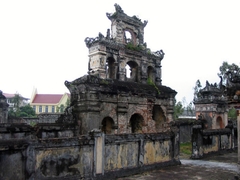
237, 110, 240, 164
90, 130, 105, 176
0, 91, 9, 123
191, 123, 203, 159
170, 123, 180, 160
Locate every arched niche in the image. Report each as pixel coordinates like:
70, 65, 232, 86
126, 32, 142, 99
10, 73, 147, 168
101, 117, 114, 134
147, 66, 154, 82
125, 61, 138, 82
216, 116, 224, 129
129, 113, 144, 133
152, 105, 166, 130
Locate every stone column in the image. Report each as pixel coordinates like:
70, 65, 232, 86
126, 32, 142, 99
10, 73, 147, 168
91, 131, 105, 176
237, 110, 240, 164
191, 123, 203, 159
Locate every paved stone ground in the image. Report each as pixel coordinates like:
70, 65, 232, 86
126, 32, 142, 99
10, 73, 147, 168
117, 151, 240, 180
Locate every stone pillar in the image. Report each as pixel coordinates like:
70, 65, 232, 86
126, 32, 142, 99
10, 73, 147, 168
91, 131, 105, 176
237, 110, 240, 164
0, 91, 9, 123
170, 124, 180, 160
191, 123, 203, 159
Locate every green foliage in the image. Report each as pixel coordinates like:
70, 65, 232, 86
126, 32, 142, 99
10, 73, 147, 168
147, 78, 160, 94
57, 104, 65, 113
228, 107, 237, 120
180, 142, 192, 155
9, 104, 36, 118
19, 105, 36, 117
193, 79, 202, 99
65, 98, 70, 107
173, 100, 184, 120
29, 121, 37, 127
126, 42, 144, 51
218, 61, 240, 84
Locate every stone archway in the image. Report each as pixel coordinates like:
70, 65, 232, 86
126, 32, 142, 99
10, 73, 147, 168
152, 105, 166, 131
101, 117, 114, 134
129, 113, 144, 133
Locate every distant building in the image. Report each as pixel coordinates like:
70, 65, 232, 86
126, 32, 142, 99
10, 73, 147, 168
30, 89, 70, 114
3, 93, 29, 108
178, 109, 196, 120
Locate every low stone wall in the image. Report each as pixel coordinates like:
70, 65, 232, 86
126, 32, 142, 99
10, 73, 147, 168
0, 123, 180, 180
191, 121, 236, 159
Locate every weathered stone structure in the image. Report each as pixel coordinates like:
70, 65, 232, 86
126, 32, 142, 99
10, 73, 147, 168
194, 81, 228, 129
66, 4, 176, 135
191, 70, 239, 159
0, 91, 9, 123
0, 4, 180, 179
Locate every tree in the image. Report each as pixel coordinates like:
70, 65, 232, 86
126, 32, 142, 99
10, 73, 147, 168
9, 104, 36, 118
193, 79, 202, 99
218, 61, 240, 85
228, 107, 237, 120
173, 99, 184, 120
19, 104, 36, 117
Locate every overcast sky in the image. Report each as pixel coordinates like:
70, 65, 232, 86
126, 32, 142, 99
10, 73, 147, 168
1, 0, 240, 104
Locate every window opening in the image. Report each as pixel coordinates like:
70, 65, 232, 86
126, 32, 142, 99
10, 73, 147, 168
125, 31, 132, 43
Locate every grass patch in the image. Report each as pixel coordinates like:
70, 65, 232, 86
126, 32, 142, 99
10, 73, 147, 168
180, 142, 192, 155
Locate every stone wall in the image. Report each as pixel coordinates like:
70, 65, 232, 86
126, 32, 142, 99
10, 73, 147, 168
0, 123, 180, 180
191, 121, 236, 159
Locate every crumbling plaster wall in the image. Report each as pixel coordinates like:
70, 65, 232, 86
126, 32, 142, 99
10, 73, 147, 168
0, 126, 180, 180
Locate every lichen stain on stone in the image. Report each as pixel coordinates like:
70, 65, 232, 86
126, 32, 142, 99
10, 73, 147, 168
105, 143, 138, 171
144, 140, 170, 164
72, 146, 93, 175
36, 148, 78, 169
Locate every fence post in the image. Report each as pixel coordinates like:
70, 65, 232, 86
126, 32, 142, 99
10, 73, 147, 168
90, 130, 105, 176
191, 123, 203, 159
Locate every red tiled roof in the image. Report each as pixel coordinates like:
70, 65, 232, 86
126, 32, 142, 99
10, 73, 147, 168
32, 94, 64, 104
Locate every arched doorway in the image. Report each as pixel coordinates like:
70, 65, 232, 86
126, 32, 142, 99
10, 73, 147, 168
101, 117, 114, 134
216, 116, 224, 129
152, 105, 166, 130
129, 113, 144, 133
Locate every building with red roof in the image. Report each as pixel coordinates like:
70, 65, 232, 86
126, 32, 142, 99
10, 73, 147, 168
30, 88, 70, 114
3, 93, 29, 108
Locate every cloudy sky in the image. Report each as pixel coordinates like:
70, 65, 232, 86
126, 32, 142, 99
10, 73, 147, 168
1, 0, 240, 104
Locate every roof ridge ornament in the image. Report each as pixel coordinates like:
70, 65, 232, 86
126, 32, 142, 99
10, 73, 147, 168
114, 3, 124, 14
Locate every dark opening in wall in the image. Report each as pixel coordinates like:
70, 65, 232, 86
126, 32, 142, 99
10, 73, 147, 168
101, 117, 114, 134
152, 105, 166, 130
216, 116, 224, 129
130, 113, 143, 133
203, 136, 213, 145
147, 66, 154, 82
